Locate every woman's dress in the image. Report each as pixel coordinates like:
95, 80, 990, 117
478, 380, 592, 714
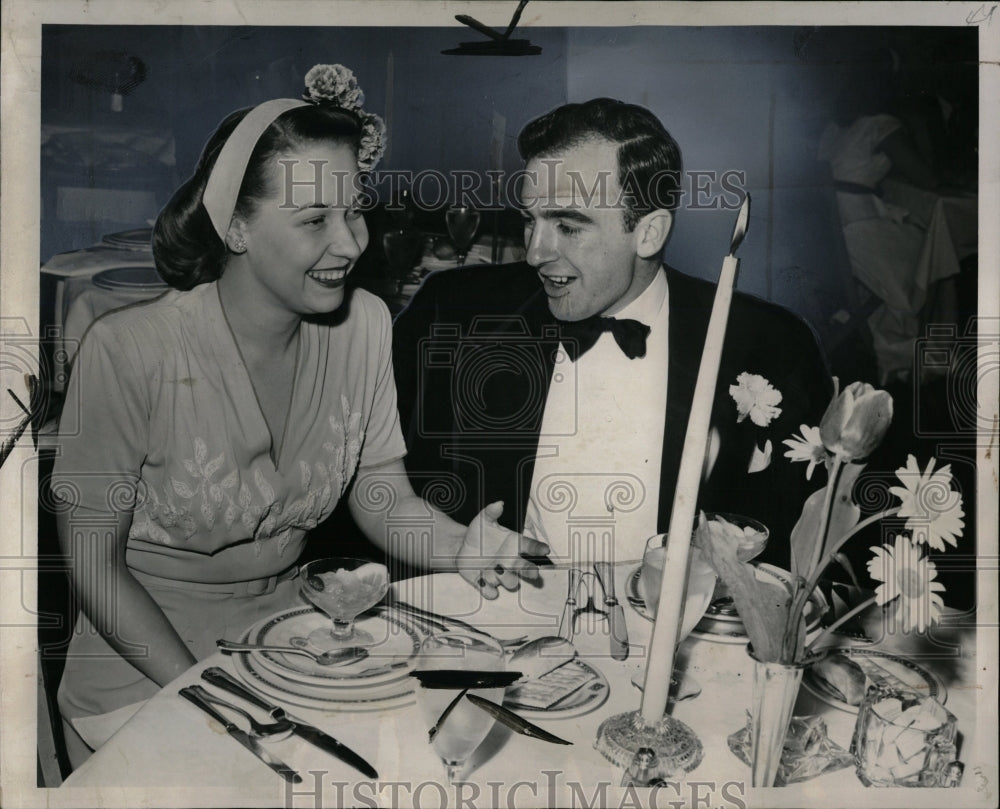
51, 282, 406, 748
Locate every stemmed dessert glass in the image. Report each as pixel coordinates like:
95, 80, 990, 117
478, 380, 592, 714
414, 631, 505, 783
445, 205, 481, 266
299, 557, 389, 649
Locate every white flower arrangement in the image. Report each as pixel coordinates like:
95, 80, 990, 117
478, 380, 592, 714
303, 63, 386, 171
699, 377, 966, 664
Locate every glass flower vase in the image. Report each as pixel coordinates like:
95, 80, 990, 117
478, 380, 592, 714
748, 646, 807, 787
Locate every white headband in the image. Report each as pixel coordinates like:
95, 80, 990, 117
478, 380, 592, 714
202, 98, 309, 241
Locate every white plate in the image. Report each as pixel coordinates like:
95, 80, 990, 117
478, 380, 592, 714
802, 649, 946, 714
625, 563, 827, 644
246, 607, 420, 688
504, 660, 610, 721
231, 640, 416, 713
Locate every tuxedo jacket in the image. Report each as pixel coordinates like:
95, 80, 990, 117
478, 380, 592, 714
391, 262, 833, 566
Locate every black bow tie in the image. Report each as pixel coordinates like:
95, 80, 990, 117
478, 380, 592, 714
558, 316, 651, 361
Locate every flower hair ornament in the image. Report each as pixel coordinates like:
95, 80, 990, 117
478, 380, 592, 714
202, 63, 386, 242
302, 64, 386, 171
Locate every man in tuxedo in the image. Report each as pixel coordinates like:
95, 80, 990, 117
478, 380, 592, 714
392, 98, 832, 593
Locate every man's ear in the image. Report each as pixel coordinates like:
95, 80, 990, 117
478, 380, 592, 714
634, 210, 673, 259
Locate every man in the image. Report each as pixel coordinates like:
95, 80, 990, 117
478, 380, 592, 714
393, 98, 832, 585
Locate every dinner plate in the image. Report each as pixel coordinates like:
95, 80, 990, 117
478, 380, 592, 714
504, 659, 610, 721
231, 636, 417, 713
91, 266, 167, 291
802, 649, 946, 714
245, 607, 420, 688
625, 563, 827, 644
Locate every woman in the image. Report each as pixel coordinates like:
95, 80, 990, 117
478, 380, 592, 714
51, 63, 546, 767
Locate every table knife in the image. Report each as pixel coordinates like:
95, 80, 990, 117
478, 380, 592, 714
594, 561, 629, 660
201, 667, 378, 779
179, 686, 301, 783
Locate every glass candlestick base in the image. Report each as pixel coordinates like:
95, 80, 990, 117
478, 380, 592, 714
595, 710, 704, 776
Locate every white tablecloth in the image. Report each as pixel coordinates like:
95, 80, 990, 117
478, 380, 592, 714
59, 569, 988, 808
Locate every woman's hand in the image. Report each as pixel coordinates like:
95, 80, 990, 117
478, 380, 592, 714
456, 501, 551, 599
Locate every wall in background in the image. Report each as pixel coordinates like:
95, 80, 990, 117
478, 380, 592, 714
40, 24, 976, 341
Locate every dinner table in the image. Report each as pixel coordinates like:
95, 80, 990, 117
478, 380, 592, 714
58, 565, 989, 808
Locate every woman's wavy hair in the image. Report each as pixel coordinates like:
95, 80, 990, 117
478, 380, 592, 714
517, 98, 683, 231
153, 103, 363, 290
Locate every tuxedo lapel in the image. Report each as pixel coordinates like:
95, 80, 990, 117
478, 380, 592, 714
492, 286, 557, 532
657, 269, 712, 532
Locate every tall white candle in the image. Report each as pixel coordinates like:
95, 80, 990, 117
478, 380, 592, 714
639, 199, 748, 723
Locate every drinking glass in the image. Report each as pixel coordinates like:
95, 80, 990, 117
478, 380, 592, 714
382, 228, 424, 293
638, 537, 717, 641
445, 206, 481, 265
299, 558, 389, 648
415, 631, 505, 783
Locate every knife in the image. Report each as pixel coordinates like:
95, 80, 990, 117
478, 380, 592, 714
594, 562, 629, 660
179, 686, 301, 783
201, 667, 378, 779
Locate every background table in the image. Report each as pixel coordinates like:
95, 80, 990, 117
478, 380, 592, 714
59, 568, 987, 808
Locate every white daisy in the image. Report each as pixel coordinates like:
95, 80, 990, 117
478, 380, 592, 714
889, 455, 965, 551
867, 534, 946, 633
729, 372, 783, 427
782, 424, 828, 480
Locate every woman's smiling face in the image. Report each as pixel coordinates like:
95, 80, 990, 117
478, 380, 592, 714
234, 140, 368, 317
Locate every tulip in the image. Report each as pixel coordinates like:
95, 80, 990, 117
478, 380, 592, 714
819, 381, 893, 461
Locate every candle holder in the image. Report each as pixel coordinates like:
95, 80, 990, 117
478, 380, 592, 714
596, 711, 703, 776
601, 197, 752, 781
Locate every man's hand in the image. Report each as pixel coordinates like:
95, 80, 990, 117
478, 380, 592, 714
456, 501, 551, 599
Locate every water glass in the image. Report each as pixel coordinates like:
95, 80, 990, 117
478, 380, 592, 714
639, 536, 717, 640
415, 631, 505, 783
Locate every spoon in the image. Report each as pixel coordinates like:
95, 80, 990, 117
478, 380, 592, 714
507, 636, 576, 682
217, 639, 369, 667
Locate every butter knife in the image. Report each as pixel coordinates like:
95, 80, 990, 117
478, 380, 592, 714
594, 561, 628, 660
179, 686, 301, 783
201, 667, 378, 779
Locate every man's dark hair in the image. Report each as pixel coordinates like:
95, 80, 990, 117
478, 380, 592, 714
517, 97, 683, 231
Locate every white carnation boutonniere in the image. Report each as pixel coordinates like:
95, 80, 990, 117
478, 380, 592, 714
730, 372, 782, 474
730, 372, 783, 427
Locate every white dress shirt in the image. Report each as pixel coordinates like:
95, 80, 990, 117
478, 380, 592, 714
524, 269, 669, 565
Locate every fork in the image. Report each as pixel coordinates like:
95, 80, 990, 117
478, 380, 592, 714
185, 685, 294, 739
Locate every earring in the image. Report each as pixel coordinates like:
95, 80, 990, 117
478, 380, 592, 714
229, 236, 247, 254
